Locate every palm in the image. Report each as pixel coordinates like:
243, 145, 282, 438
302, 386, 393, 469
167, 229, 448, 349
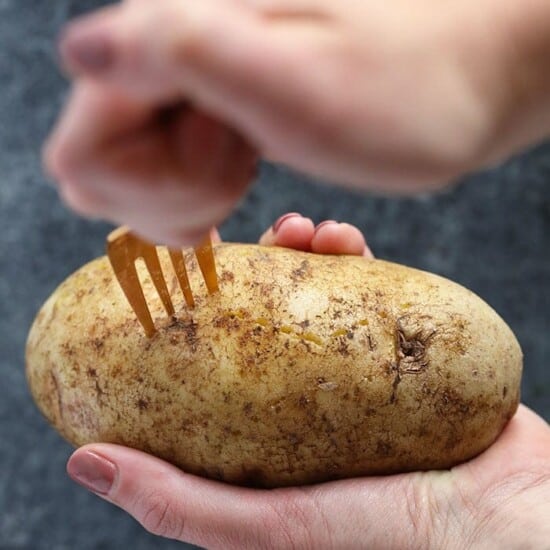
66, 220, 550, 549
237, 405, 549, 549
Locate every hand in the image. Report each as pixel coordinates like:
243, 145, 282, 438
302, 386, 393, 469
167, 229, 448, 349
66, 215, 550, 550
45, 0, 547, 246
44, 85, 257, 247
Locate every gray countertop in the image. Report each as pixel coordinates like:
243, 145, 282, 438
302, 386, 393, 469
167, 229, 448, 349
1, 1, 548, 549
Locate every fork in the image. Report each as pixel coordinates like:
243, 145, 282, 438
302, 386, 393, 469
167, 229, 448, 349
107, 226, 219, 338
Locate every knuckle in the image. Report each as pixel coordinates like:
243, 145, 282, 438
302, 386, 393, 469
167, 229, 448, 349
137, 491, 184, 540
168, 27, 203, 68
164, 5, 210, 67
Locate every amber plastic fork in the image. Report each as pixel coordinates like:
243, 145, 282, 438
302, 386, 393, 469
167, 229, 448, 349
107, 226, 218, 337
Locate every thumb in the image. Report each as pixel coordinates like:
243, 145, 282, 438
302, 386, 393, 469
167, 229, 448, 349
66, 443, 450, 549
66, 444, 326, 549
58, 0, 307, 136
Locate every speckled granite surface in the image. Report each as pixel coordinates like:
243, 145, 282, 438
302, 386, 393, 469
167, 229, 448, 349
0, 1, 548, 549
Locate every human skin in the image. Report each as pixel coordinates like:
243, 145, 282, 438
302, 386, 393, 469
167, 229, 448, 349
40, 1, 550, 546
65, 214, 550, 550
44, 0, 550, 246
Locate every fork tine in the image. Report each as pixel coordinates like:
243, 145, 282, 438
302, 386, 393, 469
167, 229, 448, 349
194, 235, 219, 295
107, 227, 219, 338
140, 244, 175, 317
168, 249, 195, 308
107, 227, 157, 338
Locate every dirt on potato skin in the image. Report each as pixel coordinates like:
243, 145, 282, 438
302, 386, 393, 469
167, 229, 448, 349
26, 244, 522, 488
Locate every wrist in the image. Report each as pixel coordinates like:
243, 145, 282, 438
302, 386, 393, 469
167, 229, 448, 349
442, 0, 550, 170
481, 0, 550, 160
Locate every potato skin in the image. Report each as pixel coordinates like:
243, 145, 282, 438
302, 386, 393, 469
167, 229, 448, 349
26, 244, 522, 487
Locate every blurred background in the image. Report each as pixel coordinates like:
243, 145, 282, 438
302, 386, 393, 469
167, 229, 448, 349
1, 1, 548, 549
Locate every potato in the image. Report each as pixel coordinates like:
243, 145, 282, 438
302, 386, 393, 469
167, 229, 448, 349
26, 243, 521, 487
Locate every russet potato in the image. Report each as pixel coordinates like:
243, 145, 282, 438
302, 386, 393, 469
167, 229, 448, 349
26, 244, 522, 487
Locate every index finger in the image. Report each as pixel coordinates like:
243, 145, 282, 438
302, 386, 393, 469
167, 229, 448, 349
44, 80, 154, 178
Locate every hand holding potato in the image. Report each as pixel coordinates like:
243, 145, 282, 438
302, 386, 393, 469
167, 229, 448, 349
38, 0, 550, 542
52, 216, 548, 549
26, 215, 549, 547
65, 405, 550, 549
27, 217, 522, 486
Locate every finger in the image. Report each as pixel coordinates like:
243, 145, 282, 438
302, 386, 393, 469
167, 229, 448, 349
57, 0, 332, 149
44, 82, 168, 220
258, 212, 315, 251
66, 444, 329, 549
44, 82, 153, 182
58, 1, 284, 101
45, 83, 255, 246
210, 227, 222, 244
311, 221, 373, 257
102, 109, 255, 246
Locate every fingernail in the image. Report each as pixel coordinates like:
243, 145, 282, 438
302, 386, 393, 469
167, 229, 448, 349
314, 220, 338, 234
67, 450, 117, 495
272, 212, 301, 233
59, 25, 114, 73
